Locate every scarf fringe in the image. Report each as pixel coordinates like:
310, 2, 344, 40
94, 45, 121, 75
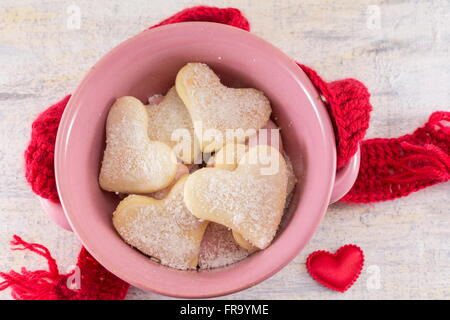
0, 235, 75, 300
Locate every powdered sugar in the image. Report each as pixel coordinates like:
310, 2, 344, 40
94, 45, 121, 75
199, 223, 250, 269
99, 96, 177, 194
104, 66, 300, 270
176, 63, 272, 152
285, 155, 297, 195
113, 177, 208, 270
146, 87, 200, 164
184, 145, 289, 249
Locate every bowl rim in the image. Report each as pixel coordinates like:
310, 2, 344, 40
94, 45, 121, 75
55, 21, 336, 298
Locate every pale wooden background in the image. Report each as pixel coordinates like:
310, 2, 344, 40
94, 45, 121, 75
0, 0, 449, 300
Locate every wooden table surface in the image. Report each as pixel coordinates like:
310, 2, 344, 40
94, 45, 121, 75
0, 0, 448, 300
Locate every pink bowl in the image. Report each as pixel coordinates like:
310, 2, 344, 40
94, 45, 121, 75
53, 22, 359, 298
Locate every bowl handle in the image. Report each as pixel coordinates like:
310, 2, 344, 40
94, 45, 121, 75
39, 197, 73, 231
329, 146, 361, 204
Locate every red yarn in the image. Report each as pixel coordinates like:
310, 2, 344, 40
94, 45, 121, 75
342, 111, 450, 202
0, 236, 129, 300
299, 64, 372, 170
298, 65, 449, 202
5, 6, 449, 300
150, 6, 250, 31
24, 95, 70, 203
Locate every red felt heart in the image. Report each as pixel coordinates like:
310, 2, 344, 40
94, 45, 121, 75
306, 244, 364, 292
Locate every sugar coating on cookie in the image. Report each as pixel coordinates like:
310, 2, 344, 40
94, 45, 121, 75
146, 87, 200, 164
113, 175, 208, 270
209, 143, 296, 196
199, 223, 250, 269
148, 163, 189, 200
231, 230, 258, 252
206, 143, 247, 170
176, 63, 272, 153
232, 156, 295, 251
208, 142, 295, 251
99, 96, 177, 194
285, 155, 297, 196
147, 94, 163, 105
184, 145, 288, 249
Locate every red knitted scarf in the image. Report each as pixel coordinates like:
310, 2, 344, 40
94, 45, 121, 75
1, 6, 448, 300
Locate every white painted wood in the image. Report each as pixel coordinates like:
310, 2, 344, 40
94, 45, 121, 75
0, 0, 448, 300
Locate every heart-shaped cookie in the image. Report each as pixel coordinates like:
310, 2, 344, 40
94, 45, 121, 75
207, 120, 285, 170
148, 163, 189, 200
199, 222, 250, 269
176, 63, 272, 153
146, 87, 201, 164
206, 142, 247, 170
206, 143, 258, 251
233, 154, 296, 250
99, 96, 177, 194
206, 142, 297, 251
113, 175, 209, 270
184, 145, 288, 249
231, 230, 258, 252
